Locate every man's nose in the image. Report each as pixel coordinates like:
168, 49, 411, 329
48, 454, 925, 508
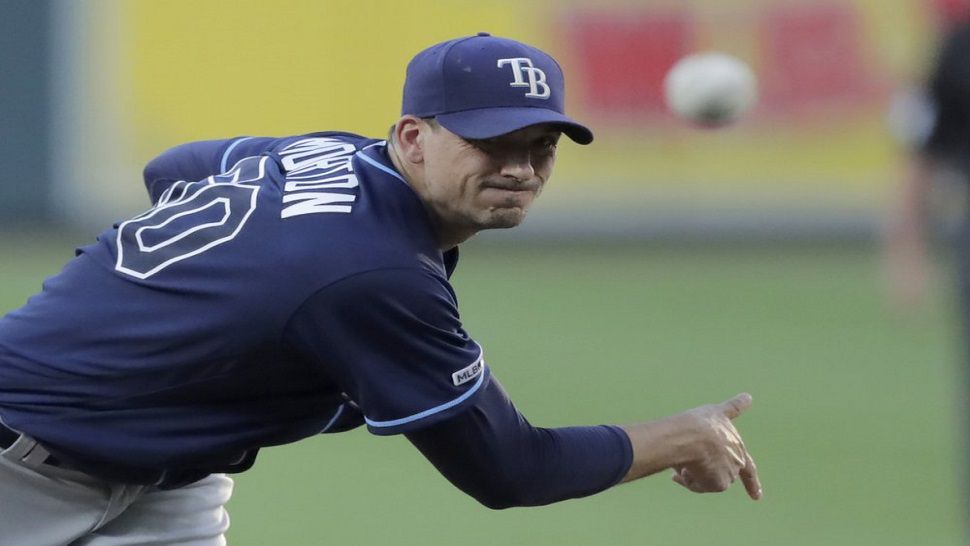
499, 152, 535, 181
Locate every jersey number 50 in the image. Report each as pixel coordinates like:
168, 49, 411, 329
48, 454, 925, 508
114, 156, 266, 279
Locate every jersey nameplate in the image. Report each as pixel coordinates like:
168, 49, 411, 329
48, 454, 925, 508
452, 358, 484, 387
279, 138, 360, 218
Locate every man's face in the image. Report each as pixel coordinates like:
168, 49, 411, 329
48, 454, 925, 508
416, 122, 561, 238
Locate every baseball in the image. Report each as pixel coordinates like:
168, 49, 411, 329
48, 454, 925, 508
663, 52, 757, 127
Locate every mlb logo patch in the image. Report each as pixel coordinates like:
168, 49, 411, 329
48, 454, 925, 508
452, 358, 484, 386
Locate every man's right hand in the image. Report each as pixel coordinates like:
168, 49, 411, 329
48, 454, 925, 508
619, 393, 762, 500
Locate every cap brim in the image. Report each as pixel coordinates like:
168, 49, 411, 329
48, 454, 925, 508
435, 107, 594, 145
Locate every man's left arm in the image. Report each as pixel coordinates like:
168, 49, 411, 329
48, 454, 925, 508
142, 136, 278, 203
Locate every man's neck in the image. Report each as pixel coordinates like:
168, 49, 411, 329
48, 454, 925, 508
386, 139, 471, 251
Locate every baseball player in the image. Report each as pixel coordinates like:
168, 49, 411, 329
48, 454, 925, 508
885, 6, 970, 536
0, 33, 761, 545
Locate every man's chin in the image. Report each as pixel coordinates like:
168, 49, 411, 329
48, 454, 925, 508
477, 208, 528, 230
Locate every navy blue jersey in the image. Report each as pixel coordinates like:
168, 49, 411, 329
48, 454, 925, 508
0, 132, 489, 472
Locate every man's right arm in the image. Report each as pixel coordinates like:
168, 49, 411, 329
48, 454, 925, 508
619, 393, 761, 498
405, 377, 632, 509
286, 267, 761, 507
406, 382, 761, 509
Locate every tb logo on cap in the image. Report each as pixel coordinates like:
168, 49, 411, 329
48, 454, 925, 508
497, 57, 550, 99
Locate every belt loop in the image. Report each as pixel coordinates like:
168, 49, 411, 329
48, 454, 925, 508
2, 434, 38, 461
21, 441, 52, 466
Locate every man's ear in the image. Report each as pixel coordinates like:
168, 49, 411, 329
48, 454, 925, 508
393, 115, 426, 164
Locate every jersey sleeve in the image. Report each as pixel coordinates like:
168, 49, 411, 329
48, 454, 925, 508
142, 136, 281, 203
283, 268, 488, 436
406, 377, 633, 509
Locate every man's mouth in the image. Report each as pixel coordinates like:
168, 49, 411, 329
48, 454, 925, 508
481, 181, 539, 193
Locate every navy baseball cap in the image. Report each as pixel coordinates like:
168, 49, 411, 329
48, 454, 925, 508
402, 33, 594, 145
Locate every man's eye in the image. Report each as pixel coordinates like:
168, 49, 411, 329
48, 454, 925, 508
537, 139, 558, 152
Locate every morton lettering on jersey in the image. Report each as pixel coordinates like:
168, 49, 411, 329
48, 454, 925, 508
278, 137, 360, 218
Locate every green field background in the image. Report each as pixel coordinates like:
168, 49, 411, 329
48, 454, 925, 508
0, 233, 962, 545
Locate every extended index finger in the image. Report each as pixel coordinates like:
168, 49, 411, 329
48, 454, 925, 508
720, 392, 753, 419
739, 452, 763, 500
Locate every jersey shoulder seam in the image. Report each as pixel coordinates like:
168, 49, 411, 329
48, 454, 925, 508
278, 265, 448, 346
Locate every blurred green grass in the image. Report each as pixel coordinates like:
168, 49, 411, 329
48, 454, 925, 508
1, 233, 963, 545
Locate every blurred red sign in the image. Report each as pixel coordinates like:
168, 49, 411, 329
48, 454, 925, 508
563, 2, 884, 121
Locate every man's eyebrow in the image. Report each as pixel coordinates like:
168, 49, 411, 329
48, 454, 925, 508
464, 137, 496, 148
